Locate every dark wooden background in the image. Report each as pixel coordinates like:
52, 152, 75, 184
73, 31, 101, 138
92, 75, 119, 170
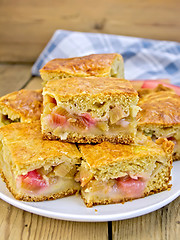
0, 0, 180, 63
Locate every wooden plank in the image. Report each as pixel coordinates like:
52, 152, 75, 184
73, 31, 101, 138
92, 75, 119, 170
0, 199, 108, 240
0, 0, 180, 62
0, 64, 32, 97
24, 76, 42, 90
112, 196, 180, 240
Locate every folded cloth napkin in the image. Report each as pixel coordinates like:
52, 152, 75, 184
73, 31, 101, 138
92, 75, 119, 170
32, 30, 180, 85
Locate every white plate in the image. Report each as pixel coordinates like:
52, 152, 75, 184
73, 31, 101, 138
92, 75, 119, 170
0, 161, 180, 222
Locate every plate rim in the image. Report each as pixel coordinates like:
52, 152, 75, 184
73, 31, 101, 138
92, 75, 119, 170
0, 161, 180, 222
0, 189, 179, 222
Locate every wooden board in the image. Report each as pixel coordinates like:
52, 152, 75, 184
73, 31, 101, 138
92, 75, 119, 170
0, 0, 180, 62
24, 76, 42, 90
0, 64, 32, 97
0, 199, 108, 240
112, 196, 180, 240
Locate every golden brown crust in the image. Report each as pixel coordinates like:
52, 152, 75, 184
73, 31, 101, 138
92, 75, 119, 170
0, 122, 81, 175
137, 88, 180, 161
137, 91, 180, 127
40, 53, 123, 76
155, 138, 175, 155
42, 77, 138, 145
1, 172, 78, 202
138, 84, 174, 98
43, 77, 138, 102
0, 89, 43, 123
43, 132, 134, 144
78, 140, 174, 169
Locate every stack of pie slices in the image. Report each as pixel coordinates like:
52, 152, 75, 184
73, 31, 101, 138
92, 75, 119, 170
0, 53, 179, 207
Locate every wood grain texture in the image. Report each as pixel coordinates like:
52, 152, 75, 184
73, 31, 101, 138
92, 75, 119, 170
0, 64, 32, 97
0, 0, 180, 62
0, 199, 108, 240
24, 76, 42, 90
112, 196, 180, 240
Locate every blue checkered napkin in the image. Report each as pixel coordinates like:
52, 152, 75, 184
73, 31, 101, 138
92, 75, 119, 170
32, 30, 180, 86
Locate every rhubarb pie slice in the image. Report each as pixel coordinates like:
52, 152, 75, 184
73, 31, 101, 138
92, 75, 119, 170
76, 139, 174, 207
0, 122, 81, 201
40, 53, 124, 85
0, 89, 43, 127
137, 89, 180, 161
41, 77, 140, 144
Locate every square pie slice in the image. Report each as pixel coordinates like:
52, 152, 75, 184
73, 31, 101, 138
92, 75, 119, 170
137, 88, 180, 161
0, 89, 43, 127
40, 53, 124, 85
76, 139, 174, 207
0, 122, 81, 201
41, 77, 140, 144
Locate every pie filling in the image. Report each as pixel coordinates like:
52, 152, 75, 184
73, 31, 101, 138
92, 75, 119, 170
16, 163, 79, 196
81, 176, 147, 202
0, 113, 20, 126
43, 104, 138, 139
143, 129, 180, 155
75, 164, 160, 203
